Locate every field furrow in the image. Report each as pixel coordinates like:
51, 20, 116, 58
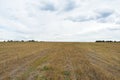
0, 42, 120, 80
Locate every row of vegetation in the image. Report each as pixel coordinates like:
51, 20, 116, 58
1, 40, 120, 42
96, 40, 120, 42
2, 40, 41, 42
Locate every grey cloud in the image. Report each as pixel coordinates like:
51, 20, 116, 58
63, 0, 77, 12
96, 10, 113, 19
65, 16, 94, 22
40, 3, 56, 11
66, 9, 114, 22
95, 10, 113, 23
36, 0, 77, 13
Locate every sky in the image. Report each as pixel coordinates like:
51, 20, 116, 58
0, 0, 120, 41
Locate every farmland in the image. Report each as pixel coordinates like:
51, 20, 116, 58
0, 42, 120, 80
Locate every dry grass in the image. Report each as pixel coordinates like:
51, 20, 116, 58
0, 42, 120, 80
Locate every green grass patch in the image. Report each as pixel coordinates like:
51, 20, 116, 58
20, 55, 49, 79
41, 66, 53, 71
62, 70, 70, 76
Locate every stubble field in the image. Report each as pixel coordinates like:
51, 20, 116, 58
0, 42, 120, 80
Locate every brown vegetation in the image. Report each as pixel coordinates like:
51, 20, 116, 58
0, 42, 120, 80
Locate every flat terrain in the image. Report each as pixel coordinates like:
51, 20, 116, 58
0, 42, 120, 80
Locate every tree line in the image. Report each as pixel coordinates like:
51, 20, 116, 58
1, 40, 120, 42
96, 40, 120, 43
3, 40, 39, 42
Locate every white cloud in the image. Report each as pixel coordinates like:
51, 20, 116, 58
0, 0, 120, 41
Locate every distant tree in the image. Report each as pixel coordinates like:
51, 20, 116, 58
7, 40, 13, 42
113, 41, 117, 43
96, 40, 105, 42
95, 40, 120, 43
21, 40, 24, 42
28, 40, 35, 42
105, 41, 113, 42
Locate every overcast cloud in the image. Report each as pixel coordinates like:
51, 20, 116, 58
0, 0, 120, 41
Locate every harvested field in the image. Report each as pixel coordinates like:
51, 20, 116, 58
0, 42, 120, 80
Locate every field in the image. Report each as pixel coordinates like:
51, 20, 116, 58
0, 42, 120, 80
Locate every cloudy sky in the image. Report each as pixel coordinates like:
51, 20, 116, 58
0, 0, 120, 41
